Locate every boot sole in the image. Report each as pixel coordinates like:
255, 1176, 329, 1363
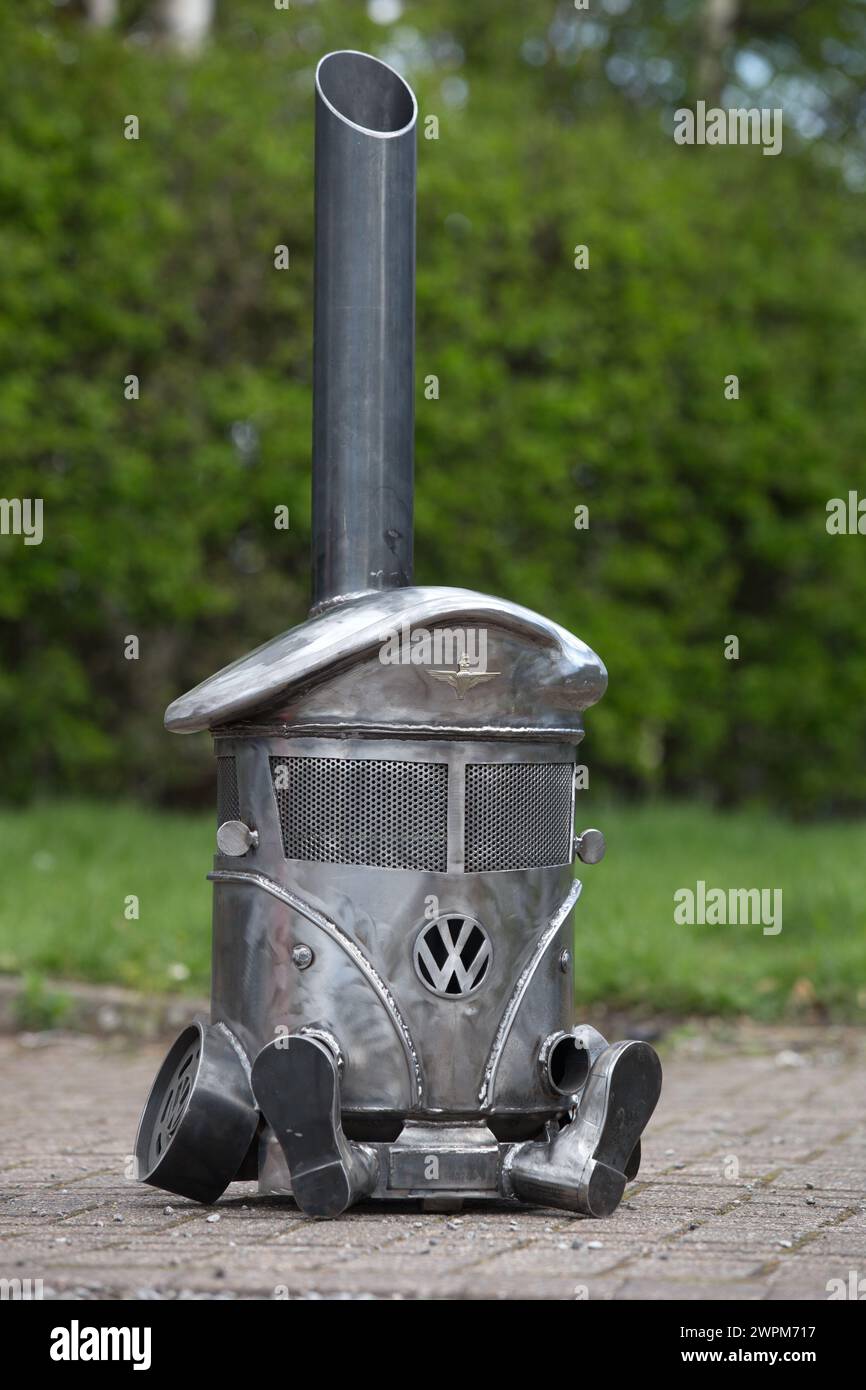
252, 1035, 361, 1218
581, 1041, 662, 1216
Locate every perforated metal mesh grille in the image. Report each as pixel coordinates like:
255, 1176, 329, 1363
270, 756, 448, 870
464, 762, 573, 872
216, 756, 240, 825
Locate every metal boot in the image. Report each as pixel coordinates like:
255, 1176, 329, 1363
251, 1034, 378, 1218
508, 1040, 662, 1216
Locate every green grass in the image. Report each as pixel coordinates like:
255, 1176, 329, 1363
576, 803, 866, 1019
0, 801, 214, 995
0, 800, 864, 1019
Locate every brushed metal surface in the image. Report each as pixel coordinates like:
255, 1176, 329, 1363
163, 588, 606, 735
206, 734, 580, 1122
311, 51, 417, 612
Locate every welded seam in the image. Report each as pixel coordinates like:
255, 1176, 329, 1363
214, 1019, 253, 1082
478, 878, 583, 1109
208, 868, 424, 1106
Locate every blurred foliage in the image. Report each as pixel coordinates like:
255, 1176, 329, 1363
1, 1, 866, 814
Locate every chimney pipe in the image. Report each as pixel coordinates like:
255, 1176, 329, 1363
311, 50, 418, 614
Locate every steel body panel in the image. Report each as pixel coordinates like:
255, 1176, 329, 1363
208, 734, 579, 1123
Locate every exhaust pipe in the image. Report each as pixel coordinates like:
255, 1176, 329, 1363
311, 50, 418, 614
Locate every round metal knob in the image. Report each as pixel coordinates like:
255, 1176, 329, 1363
574, 827, 606, 865
216, 820, 259, 856
292, 944, 314, 971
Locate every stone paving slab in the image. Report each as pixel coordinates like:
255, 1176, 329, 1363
0, 1026, 864, 1300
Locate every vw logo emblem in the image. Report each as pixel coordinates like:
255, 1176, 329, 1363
413, 914, 492, 998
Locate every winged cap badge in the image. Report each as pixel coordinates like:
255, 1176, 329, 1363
430, 652, 500, 699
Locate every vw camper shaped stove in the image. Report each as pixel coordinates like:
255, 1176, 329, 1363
135, 50, 662, 1218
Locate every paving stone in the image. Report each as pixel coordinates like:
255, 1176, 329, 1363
0, 1028, 864, 1299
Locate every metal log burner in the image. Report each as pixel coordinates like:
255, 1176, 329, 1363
134, 50, 662, 1219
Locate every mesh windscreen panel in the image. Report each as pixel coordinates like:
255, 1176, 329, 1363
464, 762, 573, 872
216, 756, 240, 826
270, 756, 448, 871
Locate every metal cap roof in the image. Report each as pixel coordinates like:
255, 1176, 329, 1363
164, 587, 607, 734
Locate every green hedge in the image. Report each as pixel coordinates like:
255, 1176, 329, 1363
2, 5, 865, 814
